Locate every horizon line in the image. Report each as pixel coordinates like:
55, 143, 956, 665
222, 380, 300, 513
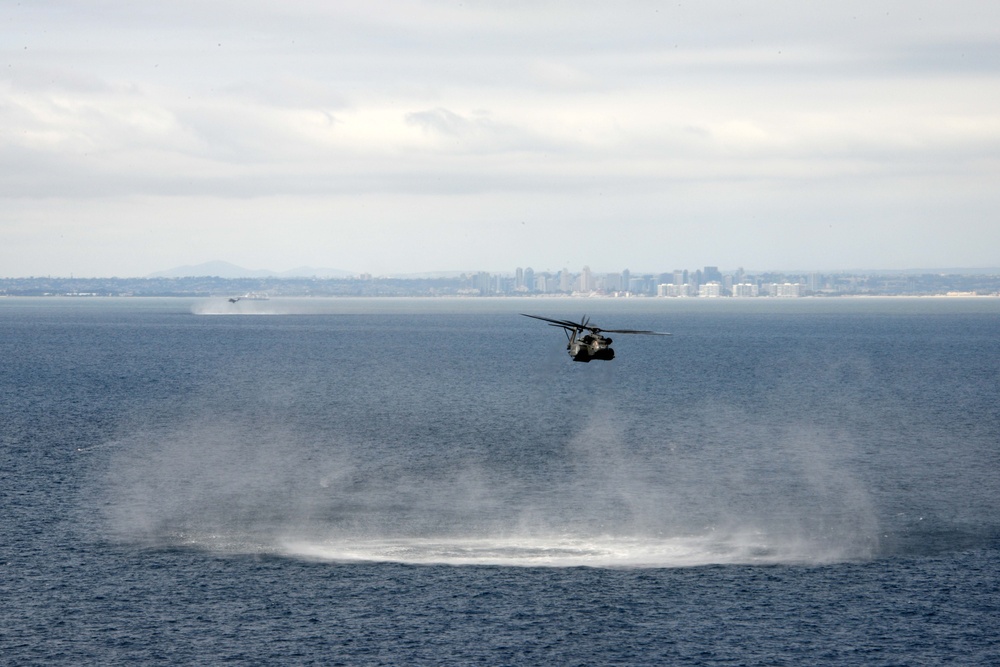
4, 266, 1000, 280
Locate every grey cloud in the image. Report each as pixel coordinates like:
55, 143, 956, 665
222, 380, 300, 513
406, 108, 472, 137
404, 107, 563, 155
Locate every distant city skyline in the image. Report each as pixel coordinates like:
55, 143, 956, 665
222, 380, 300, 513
4, 265, 1000, 299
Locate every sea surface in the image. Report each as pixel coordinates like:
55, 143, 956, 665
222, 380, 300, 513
2, 296, 998, 665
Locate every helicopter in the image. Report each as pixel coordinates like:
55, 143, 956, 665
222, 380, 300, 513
521, 314, 670, 362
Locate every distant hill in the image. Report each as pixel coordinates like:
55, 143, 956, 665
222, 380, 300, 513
148, 261, 355, 279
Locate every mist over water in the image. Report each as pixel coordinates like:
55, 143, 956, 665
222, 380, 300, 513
92, 298, 982, 569
105, 404, 878, 568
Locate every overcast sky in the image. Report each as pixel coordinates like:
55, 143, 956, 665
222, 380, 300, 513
3, 1, 999, 277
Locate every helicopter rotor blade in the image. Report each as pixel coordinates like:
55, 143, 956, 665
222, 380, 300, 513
522, 313, 671, 336
600, 328, 672, 336
521, 314, 586, 330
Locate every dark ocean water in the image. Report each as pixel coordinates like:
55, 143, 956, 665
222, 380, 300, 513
2, 296, 998, 665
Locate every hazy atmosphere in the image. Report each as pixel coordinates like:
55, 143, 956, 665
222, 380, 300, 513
3, 1, 999, 277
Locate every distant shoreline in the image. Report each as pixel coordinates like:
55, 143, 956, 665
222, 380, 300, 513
2, 293, 998, 300
4, 271, 1000, 299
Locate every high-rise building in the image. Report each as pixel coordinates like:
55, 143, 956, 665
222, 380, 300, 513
473, 271, 492, 295
699, 282, 722, 297
776, 283, 803, 297
632, 276, 653, 295
661, 283, 692, 297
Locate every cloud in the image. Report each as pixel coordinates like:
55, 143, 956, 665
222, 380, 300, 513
403, 107, 558, 157
2, 1, 1000, 275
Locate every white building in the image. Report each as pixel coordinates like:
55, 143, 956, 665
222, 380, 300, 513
767, 282, 803, 297
698, 281, 722, 297
659, 283, 693, 297
732, 283, 759, 297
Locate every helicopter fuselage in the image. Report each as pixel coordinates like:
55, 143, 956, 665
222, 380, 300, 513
569, 333, 615, 362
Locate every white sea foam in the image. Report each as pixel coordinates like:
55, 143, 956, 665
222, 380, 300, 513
279, 531, 858, 568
